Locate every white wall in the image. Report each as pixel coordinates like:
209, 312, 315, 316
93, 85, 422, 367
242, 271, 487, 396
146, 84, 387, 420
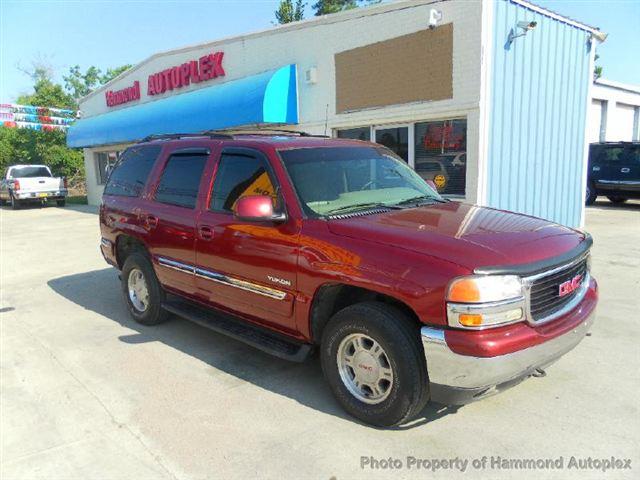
79, 0, 484, 205
589, 79, 640, 142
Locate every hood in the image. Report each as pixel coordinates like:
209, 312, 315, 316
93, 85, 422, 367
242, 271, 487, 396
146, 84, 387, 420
327, 202, 585, 271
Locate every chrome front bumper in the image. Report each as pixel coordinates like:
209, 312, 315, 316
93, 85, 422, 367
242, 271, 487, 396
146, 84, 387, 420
421, 310, 595, 404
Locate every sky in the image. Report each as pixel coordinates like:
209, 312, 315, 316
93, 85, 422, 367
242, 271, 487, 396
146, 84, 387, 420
1, 0, 639, 102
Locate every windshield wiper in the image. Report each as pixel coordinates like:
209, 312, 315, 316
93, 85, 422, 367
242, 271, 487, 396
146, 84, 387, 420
395, 195, 448, 207
325, 202, 401, 216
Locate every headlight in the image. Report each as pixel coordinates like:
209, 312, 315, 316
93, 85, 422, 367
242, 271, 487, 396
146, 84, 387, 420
447, 275, 523, 303
446, 275, 525, 329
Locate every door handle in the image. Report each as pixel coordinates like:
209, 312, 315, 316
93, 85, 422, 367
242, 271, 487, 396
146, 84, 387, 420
621, 168, 630, 173
145, 215, 159, 229
198, 225, 214, 241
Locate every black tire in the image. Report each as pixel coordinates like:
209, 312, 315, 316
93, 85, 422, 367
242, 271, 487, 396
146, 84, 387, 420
10, 193, 21, 210
56, 199, 66, 207
585, 181, 597, 205
320, 302, 429, 427
607, 196, 628, 204
121, 252, 169, 326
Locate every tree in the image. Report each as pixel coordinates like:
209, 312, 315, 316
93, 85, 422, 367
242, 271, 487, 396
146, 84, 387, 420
100, 64, 132, 84
63, 65, 102, 100
16, 78, 77, 111
275, 0, 305, 24
594, 54, 603, 80
312, 0, 379, 16
64, 64, 132, 100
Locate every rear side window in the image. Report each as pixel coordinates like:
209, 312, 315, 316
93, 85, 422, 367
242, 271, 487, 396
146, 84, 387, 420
210, 154, 276, 212
104, 145, 160, 197
155, 153, 208, 208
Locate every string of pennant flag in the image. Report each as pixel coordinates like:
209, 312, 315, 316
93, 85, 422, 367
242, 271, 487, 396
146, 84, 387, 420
0, 103, 76, 131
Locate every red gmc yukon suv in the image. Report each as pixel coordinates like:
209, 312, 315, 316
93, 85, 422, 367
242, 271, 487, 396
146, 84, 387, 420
99, 132, 597, 427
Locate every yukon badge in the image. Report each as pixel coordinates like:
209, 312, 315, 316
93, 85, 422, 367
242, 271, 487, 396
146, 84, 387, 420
267, 275, 292, 287
559, 274, 583, 297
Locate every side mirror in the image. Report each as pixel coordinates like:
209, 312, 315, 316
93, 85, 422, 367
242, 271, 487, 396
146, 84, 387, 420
233, 195, 286, 223
425, 179, 437, 191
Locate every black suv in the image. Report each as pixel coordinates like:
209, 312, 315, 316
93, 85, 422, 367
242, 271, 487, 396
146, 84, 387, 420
586, 142, 640, 205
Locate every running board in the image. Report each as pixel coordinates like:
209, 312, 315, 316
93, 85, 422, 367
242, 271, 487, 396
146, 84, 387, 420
161, 299, 312, 362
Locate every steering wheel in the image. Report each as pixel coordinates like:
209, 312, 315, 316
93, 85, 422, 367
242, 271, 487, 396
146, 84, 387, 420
360, 180, 379, 191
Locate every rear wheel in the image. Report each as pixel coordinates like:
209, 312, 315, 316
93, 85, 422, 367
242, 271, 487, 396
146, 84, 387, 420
10, 194, 21, 210
585, 181, 597, 205
121, 252, 169, 325
607, 196, 628, 204
321, 302, 429, 427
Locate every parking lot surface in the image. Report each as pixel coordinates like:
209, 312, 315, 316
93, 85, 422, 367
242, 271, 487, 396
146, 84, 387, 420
1, 200, 639, 480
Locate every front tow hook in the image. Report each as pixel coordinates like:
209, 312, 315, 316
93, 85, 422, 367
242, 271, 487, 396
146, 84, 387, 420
531, 368, 547, 378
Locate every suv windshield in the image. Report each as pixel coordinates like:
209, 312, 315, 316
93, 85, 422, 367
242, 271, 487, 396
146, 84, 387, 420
9, 166, 51, 178
279, 146, 442, 217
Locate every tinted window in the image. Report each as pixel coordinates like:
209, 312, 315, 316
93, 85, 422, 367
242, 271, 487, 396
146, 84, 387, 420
155, 153, 208, 208
336, 127, 371, 141
210, 154, 276, 212
10, 166, 51, 178
104, 146, 160, 197
598, 147, 624, 165
626, 146, 640, 165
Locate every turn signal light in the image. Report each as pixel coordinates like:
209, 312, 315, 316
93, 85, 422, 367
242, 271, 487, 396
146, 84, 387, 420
13, 180, 21, 191
458, 314, 483, 327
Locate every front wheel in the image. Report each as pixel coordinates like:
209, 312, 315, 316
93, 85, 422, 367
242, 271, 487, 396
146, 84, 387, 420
121, 252, 169, 325
607, 196, 628, 204
56, 199, 66, 207
321, 302, 430, 427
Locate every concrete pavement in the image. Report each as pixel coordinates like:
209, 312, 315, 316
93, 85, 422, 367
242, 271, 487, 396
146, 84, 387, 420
1, 200, 639, 480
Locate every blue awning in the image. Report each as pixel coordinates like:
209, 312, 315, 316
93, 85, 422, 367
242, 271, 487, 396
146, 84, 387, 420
67, 64, 298, 148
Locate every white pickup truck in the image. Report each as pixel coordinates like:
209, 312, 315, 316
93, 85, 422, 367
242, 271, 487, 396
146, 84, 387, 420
0, 165, 68, 209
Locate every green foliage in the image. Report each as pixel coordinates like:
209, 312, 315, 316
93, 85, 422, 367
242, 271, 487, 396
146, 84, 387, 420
100, 64, 132, 84
16, 79, 77, 110
63, 65, 102, 100
64, 64, 132, 100
312, 0, 379, 16
0, 128, 84, 183
5, 60, 133, 191
275, 0, 306, 24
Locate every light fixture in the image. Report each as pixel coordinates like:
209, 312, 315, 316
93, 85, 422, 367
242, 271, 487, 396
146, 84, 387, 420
428, 9, 442, 29
507, 20, 537, 46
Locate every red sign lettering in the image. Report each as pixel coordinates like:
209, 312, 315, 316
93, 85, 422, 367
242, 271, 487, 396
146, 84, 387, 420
147, 51, 225, 96
105, 81, 141, 107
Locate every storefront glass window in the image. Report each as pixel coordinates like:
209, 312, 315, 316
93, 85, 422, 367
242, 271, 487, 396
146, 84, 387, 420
336, 127, 371, 141
375, 127, 409, 162
414, 119, 466, 195
96, 151, 121, 185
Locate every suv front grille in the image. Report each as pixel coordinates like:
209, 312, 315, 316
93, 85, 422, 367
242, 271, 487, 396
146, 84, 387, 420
528, 257, 588, 322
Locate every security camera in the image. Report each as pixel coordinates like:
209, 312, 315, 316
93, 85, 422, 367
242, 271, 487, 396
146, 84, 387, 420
517, 21, 537, 31
429, 9, 443, 29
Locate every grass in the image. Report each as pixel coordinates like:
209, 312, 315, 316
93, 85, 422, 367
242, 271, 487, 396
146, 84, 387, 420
66, 195, 88, 205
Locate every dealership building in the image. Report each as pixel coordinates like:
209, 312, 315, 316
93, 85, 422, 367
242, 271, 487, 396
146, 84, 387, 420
68, 0, 605, 227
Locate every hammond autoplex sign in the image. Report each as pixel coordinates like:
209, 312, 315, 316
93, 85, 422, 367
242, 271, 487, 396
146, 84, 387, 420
105, 51, 225, 107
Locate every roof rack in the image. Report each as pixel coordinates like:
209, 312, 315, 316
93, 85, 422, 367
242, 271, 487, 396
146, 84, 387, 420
207, 127, 329, 138
140, 132, 234, 142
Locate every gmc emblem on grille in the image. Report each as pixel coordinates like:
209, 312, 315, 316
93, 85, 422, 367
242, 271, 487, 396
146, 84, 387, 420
559, 274, 583, 297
